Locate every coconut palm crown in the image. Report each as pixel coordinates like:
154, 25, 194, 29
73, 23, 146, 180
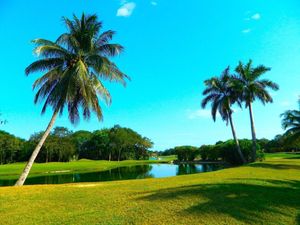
281, 100, 300, 143
26, 13, 129, 124
201, 67, 241, 122
234, 60, 278, 106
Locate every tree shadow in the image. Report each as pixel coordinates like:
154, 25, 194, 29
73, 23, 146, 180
248, 163, 300, 170
137, 179, 300, 224
287, 156, 300, 159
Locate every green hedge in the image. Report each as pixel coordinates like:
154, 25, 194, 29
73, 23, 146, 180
200, 139, 263, 165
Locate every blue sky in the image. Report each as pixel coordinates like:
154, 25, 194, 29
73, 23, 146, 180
0, 0, 300, 150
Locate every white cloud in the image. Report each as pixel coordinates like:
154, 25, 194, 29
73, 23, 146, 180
242, 28, 251, 34
187, 109, 212, 119
150, 1, 157, 6
117, 2, 136, 17
280, 101, 292, 107
251, 13, 261, 20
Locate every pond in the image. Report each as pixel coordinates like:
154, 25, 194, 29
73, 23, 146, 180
0, 163, 224, 186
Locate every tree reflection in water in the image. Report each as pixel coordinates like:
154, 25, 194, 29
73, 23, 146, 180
0, 163, 223, 186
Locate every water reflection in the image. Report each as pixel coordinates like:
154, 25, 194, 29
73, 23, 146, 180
0, 163, 223, 186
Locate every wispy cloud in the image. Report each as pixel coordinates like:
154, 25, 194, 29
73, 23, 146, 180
187, 109, 212, 119
150, 1, 157, 6
117, 2, 136, 17
242, 28, 251, 34
251, 13, 261, 20
280, 101, 292, 107
245, 12, 261, 21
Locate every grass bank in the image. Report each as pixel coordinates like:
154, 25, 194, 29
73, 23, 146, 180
0, 153, 299, 225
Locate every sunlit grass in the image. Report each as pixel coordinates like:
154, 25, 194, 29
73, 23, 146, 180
0, 153, 299, 224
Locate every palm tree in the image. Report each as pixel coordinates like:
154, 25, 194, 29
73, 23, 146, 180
281, 100, 300, 143
202, 67, 246, 164
234, 60, 279, 162
15, 13, 129, 186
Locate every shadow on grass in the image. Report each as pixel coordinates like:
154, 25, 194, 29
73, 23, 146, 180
248, 163, 300, 170
287, 156, 300, 159
138, 179, 300, 224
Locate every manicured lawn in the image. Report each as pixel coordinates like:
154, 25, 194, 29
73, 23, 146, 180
158, 154, 177, 161
0, 153, 299, 225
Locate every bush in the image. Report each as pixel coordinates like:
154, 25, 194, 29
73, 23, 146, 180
175, 146, 199, 161
199, 139, 263, 165
199, 145, 211, 160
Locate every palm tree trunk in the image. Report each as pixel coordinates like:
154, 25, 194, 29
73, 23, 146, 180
14, 110, 59, 186
228, 113, 246, 164
248, 102, 257, 162
118, 148, 121, 161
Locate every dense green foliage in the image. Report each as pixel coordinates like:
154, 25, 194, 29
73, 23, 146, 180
173, 146, 199, 161
0, 131, 25, 164
199, 139, 263, 165
161, 139, 264, 165
0, 125, 153, 164
79, 125, 152, 161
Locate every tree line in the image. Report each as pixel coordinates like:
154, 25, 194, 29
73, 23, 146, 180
159, 134, 300, 165
0, 125, 153, 165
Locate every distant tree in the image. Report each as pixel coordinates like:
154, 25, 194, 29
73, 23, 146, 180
23, 128, 76, 163
79, 126, 152, 161
52, 127, 73, 138
202, 67, 246, 164
234, 60, 279, 161
0, 131, 24, 164
15, 13, 129, 186
175, 146, 199, 161
71, 130, 93, 155
80, 129, 110, 160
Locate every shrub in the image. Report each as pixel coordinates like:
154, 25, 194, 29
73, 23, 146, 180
175, 146, 199, 161
199, 139, 263, 165
199, 145, 211, 160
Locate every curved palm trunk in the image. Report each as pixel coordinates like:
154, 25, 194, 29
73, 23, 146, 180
15, 110, 58, 186
228, 113, 246, 164
248, 102, 257, 162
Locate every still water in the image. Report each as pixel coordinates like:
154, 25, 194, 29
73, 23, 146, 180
0, 163, 223, 186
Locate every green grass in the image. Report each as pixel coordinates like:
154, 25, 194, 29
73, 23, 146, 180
0, 159, 172, 180
265, 152, 300, 159
158, 154, 177, 161
0, 153, 299, 224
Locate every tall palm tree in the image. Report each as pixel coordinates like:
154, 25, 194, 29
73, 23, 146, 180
234, 60, 279, 162
281, 100, 300, 143
202, 67, 246, 164
15, 13, 129, 186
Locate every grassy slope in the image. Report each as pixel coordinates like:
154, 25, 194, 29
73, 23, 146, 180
0, 153, 299, 225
